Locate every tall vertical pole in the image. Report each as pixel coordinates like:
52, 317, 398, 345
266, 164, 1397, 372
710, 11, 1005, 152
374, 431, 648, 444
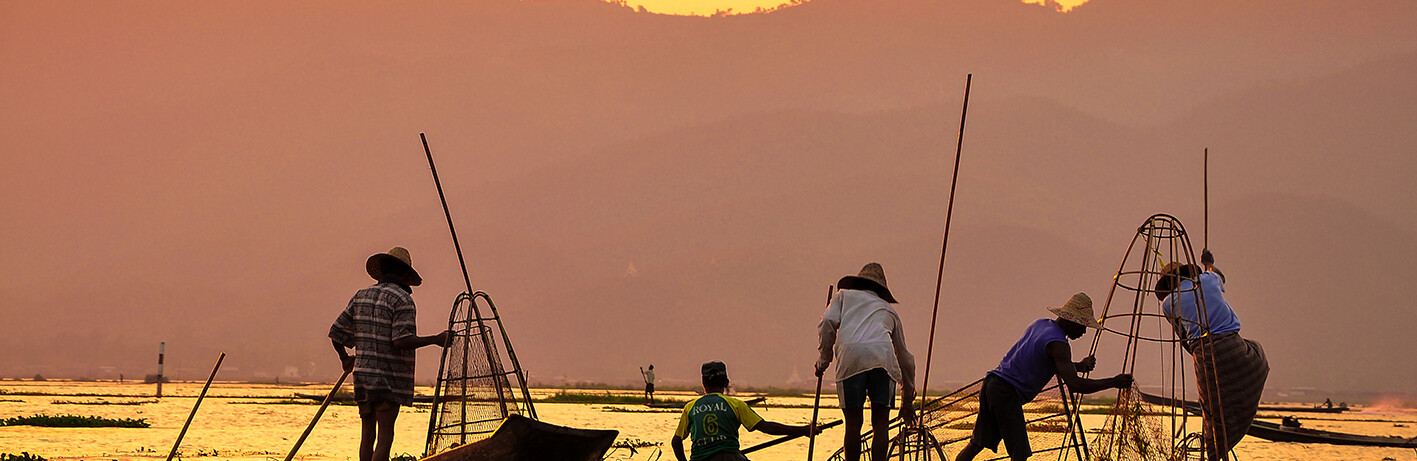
920, 73, 972, 411
419, 133, 510, 418
1204, 148, 1208, 251
156, 342, 165, 398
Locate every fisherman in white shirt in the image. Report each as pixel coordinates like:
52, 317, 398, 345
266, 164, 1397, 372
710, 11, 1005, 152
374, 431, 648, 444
815, 262, 917, 461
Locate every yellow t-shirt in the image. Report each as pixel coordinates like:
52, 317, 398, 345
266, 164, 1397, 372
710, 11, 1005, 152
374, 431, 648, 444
674, 393, 763, 459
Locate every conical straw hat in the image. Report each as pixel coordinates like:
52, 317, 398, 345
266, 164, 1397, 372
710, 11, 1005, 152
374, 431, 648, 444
366, 246, 423, 286
837, 262, 897, 303
1047, 292, 1100, 329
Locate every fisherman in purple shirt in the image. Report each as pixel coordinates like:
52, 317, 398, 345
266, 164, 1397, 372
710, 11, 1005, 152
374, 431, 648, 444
955, 292, 1132, 461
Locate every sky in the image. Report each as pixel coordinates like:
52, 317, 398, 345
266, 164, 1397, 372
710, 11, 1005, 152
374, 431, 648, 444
623, 0, 1089, 15
2, 0, 1415, 400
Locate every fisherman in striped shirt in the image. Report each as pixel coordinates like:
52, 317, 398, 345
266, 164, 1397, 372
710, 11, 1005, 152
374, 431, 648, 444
330, 247, 451, 461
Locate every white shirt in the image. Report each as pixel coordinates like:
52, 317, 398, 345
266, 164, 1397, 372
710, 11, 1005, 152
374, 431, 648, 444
817, 289, 916, 393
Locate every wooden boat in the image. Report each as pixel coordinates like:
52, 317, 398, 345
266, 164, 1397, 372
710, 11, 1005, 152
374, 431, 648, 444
1256, 403, 1349, 414
421, 414, 618, 461
1247, 419, 1417, 448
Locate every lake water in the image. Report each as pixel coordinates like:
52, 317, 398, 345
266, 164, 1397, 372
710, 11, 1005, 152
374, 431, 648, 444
2, 381, 1415, 460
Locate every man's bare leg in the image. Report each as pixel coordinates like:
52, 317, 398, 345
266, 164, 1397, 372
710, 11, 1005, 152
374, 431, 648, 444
843, 407, 863, 461
371, 402, 400, 461
870, 405, 891, 461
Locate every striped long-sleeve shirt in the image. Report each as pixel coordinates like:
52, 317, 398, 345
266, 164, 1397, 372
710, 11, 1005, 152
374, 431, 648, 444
329, 282, 419, 405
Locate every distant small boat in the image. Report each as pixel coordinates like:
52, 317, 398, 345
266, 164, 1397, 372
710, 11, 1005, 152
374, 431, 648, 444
1247, 419, 1417, 448
1257, 403, 1349, 414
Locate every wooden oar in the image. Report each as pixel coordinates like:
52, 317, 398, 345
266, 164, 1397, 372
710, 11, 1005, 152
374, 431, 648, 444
742, 419, 844, 454
808, 284, 833, 461
284, 369, 352, 461
166, 352, 225, 461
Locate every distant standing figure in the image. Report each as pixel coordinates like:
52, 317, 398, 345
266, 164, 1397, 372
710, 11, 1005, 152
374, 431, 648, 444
329, 247, 452, 461
956, 292, 1132, 461
641, 364, 656, 403
1156, 250, 1268, 461
815, 262, 916, 461
671, 361, 820, 461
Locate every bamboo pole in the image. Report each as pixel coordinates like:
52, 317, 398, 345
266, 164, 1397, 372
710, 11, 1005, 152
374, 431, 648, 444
920, 73, 973, 410
165, 352, 224, 461
807, 284, 833, 461
284, 369, 351, 461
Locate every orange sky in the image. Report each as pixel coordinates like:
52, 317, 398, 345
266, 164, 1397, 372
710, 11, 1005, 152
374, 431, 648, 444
624, 0, 1090, 15
2, 0, 1416, 396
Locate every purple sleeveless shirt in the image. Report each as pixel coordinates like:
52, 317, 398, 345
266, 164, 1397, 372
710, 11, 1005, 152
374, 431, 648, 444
988, 319, 1070, 401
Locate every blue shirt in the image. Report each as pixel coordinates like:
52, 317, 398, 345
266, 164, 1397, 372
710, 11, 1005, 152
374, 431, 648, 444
989, 319, 1070, 401
1162, 271, 1241, 339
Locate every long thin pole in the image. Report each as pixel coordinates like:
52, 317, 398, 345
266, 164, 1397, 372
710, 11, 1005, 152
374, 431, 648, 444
420, 132, 475, 297
284, 369, 351, 461
419, 133, 511, 418
743, 420, 844, 454
920, 73, 973, 409
807, 284, 833, 461
166, 352, 224, 461
1203, 147, 1208, 251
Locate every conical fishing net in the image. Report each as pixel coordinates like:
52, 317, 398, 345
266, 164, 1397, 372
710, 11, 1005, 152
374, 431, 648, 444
425, 292, 535, 456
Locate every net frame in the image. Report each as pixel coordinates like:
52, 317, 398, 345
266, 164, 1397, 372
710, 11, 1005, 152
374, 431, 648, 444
424, 291, 537, 456
1082, 213, 1220, 461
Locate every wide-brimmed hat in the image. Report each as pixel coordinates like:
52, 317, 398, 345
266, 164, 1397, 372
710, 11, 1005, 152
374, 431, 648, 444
837, 262, 898, 303
1153, 262, 1199, 301
366, 247, 423, 286
1047, 292, 1100, 329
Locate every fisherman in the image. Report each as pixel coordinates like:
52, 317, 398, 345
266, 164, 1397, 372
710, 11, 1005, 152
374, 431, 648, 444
1156, 249, 1269, 460
329, 247, 452, 461
641, 364, 657, 403
956, 292, 1133, 461
671, 361, 819, 461
815, 262, 916, 461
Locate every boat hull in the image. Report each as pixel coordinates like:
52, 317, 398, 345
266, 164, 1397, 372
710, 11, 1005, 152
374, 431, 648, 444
421, 414, 618, 461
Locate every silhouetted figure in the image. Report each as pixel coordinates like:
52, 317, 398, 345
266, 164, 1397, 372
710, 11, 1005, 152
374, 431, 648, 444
670, 361, 819, 461
956, 293, 1132, 461
641, 365, 656, 403
1156, 251, 1269, 461
816, 263, 916, 461
329, 247, 452, 461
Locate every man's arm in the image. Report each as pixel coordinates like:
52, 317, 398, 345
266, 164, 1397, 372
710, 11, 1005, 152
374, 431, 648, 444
332, 340, 354, 372
750, 420, 817, 437
815, 296, 842, 377
888, 312, 917, 424
671, 435, 687, 461
393, 330, 453, 350
1046, 342, 1131, 395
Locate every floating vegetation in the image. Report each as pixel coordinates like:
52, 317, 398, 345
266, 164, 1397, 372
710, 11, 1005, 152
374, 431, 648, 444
0, 414, 150, 428
50, 399, 158, 406
612, 438, 661, 448
1, 453, 47, 461
226, 399, 344, 406
601, 407, 680, 414
537, 391, 676, 406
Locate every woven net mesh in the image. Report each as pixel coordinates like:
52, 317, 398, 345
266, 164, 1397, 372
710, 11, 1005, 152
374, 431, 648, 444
426, 292, 532, 455
1090, 386, 1195, 461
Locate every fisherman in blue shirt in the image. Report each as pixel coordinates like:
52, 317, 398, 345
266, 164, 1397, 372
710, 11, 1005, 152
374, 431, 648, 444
955, 293, 1132, 461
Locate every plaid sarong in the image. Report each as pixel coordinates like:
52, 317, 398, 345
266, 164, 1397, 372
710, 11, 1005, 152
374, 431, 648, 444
1190, 331, 1269, 460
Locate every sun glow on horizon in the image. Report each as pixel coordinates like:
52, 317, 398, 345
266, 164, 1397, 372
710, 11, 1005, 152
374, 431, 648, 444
615, 0, 1091, 17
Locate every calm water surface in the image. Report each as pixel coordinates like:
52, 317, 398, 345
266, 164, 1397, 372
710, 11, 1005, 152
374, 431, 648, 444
2, 382, 1415, 460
